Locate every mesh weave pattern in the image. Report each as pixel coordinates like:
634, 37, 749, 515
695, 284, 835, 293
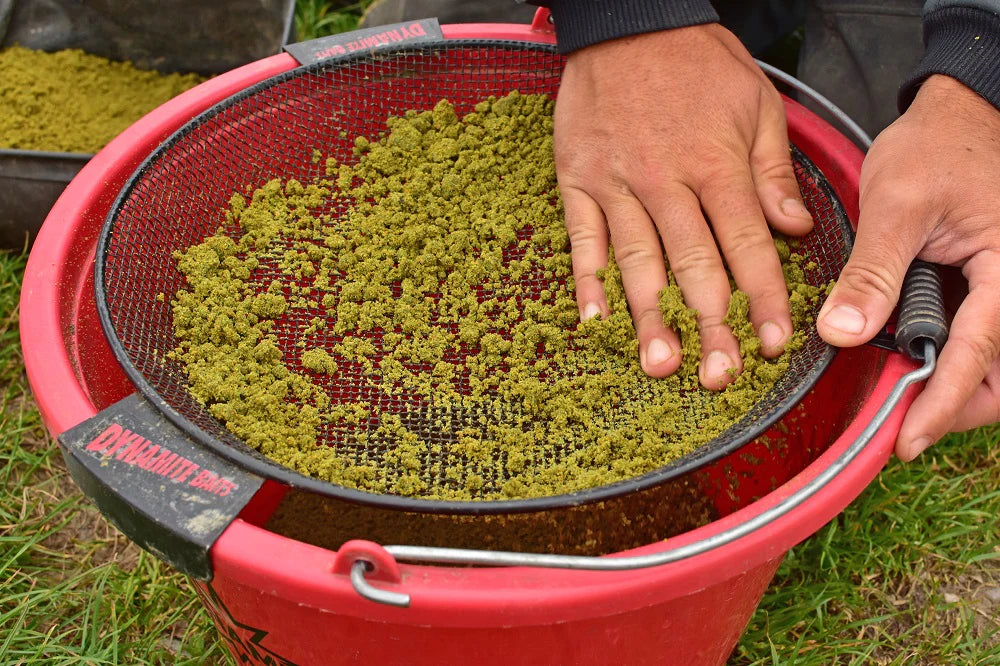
98, 41, 853, 510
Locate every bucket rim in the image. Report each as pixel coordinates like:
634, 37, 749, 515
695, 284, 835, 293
90, 38, 845, 515
21, 21, 910, 614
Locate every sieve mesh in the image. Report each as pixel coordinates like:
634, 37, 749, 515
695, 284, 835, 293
96, 40, 853, 513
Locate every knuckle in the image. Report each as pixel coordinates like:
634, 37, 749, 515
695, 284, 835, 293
606, 177, 635, 199
554, 160, 590, 187
695, 158, 742, 189
840, 260, 901, 304
751, 156, 796, 184
761, 83, 784, 108
565, 221, 605, 246
555, 139, 609, 178
633, 153, 668, 187
667, 243, 723, 278
553, 141, 582, 171
698, 317, 739, 350
574, 271, 604, 292
745, 281, 790, 310
861, 182, 922, 218
723, 223, 774, 258
614, 239, 663, 272
698, 314, 730, 333
950, 331, 1000, 371
634, 307, 667, 332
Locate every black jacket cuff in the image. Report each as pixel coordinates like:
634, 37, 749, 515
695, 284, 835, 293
899, 6, 1000, 112
535, 0, 719, 54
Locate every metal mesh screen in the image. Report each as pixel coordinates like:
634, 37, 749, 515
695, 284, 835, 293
97, 41, 853, 512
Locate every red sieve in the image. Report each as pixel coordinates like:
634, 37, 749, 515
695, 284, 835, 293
93, 38, 856, 514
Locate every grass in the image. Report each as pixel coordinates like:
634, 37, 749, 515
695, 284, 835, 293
733, 427, 1000, 664
294, 0, 373, 41
3, 1, 998, 662
0, 252, 226, 664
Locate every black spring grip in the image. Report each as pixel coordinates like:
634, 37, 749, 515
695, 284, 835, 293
895, 260, 949, 361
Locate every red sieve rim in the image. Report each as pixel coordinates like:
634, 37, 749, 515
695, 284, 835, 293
93, 39, 851, 515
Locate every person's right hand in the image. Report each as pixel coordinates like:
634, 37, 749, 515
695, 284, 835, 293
554, 23, 815, 389
815, 74, 1000, 460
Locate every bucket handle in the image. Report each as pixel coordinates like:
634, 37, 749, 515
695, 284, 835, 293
349, 340, 937, 606
347, 65, 951, 607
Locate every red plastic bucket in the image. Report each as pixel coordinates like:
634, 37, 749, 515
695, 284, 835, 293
21, 18, 924, 666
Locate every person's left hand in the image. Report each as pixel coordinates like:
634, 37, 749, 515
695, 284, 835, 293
816, 74, 1000, 460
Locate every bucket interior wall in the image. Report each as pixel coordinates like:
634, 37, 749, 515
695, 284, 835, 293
67, 220, 887, 558
64, 269, 887, 558
73, 40, 882, 556
99, 41, 856, 524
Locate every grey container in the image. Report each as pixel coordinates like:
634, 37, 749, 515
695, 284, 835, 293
0, 0, 297, 249
0, 149, 91, 249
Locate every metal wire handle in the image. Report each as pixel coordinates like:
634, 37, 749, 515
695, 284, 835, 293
346, 61, 947, 607
755, 60, 873, 149
355, 341, 936, 608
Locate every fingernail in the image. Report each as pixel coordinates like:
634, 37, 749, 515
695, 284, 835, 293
759, 320, 786, 351
821, 304, 867, 335
908, 436, 933, 459
643, 338, 677, 369
781, 198, 812, 220
581, 303, 602, 322
704, 350, 737, 381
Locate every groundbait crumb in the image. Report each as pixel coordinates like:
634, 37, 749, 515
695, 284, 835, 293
169, 92, 832, 501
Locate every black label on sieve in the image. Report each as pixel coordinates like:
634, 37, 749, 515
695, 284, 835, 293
58, 393, 263, 581
284, 18, 444, 65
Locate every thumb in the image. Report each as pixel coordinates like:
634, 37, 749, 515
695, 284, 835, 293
817, 199, 926, 347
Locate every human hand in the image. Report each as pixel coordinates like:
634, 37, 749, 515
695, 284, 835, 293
816, 74, 1000, 460
553, 24, 814, 389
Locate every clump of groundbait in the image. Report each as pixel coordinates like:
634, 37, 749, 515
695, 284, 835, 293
0, 46, 204, 153
169, 92, 832, 501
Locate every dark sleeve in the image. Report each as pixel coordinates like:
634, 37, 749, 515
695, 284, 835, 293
899, 1, 1000, 111
529, 0, 719, 54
